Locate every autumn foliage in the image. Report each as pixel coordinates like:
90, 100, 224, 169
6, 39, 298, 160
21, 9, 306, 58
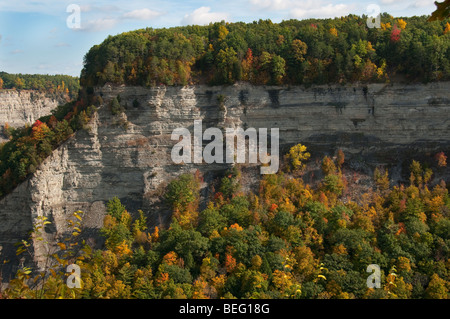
2, 144, 449, 299
81, 15, 450, 88
0, 92, 100, 197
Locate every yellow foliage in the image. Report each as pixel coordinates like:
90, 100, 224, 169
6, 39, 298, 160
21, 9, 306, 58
287, 144, 311, 172
174, 208, 199, 229
326, 280, 342, 297
192, 279, 210, 299
425, 274, 448, 299
218, 25, 229, 41
209, 229, 220, 239
134, 230, 148, 245
280, 197, 296, 213
272, 270, 295, 294
418, 212, 427, 223
381, 22, 391, 30
397, 257, 412, 273
102, 250, 119, 274
426, 195, 444, 214
333, 244, 348, 255
211, 274, 226, 293
397, 19, 407, 30
376, 61, 387, 80
251, 255, 263, 269
103, 215, 117, 230
279, 249, 297, 271
293, 246, 318, 279
114, 240, 132, 257
120, 210, 132, 227
105, 280, 131, 299
329, 27, 338, 37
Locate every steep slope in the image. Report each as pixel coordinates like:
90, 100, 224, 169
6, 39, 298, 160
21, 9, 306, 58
0, 90, 68, 141
0, 81, 449, 275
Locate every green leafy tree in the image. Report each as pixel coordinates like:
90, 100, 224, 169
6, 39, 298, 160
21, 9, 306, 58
165, 174, 200, 211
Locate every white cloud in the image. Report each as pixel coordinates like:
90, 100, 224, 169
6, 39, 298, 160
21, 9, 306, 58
0, 1, 120, 15
380, 0, 399, 4
181, 7, 229, 25
291, 3, 353, 19
11, 49, 23, 54
80, 4, 122, 13
249, 0, 293, 10
410, 0, 435, 8
77, 7, 164, 32
249, 0, 354, 19
79, 18, 120, 32
80, 5, 93, 13
122, 8, 163, 20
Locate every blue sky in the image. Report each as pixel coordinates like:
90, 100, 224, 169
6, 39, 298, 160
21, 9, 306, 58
0, 0, 438, 77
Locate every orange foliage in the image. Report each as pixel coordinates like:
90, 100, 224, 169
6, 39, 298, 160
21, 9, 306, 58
192, 279, 210, 299
242, 48, 254, 81
395, 222, 407, 236
31, 120, 50, 141
435, 152, 447, 167
445, 22, 450, 34
151, 226, 159, 242
229, 223, 243, 232
156, 272, 169, 286
225, 253, 237, 273
163, 251, 178, 265
319, 192, 328, 207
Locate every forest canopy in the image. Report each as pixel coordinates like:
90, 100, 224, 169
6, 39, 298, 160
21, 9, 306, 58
0, 72, 80, 99
1, 147, 449, 299
81, 14, 450, 88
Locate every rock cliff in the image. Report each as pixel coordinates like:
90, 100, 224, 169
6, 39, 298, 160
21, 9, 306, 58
0, 89, 67, 139
0, 82, 449, 275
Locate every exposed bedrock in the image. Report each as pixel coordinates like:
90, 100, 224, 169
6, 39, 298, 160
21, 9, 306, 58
0, 82, 449, 275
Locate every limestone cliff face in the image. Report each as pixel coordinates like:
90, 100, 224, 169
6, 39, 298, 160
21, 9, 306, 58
0, 89, 66, 130
0, 82, 449, 272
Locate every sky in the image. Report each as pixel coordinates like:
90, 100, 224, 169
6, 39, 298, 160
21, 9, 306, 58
0, 0, 439, 77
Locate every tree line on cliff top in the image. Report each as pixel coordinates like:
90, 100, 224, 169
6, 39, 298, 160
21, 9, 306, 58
0, 72, 79, 99
80, 14, 450, 88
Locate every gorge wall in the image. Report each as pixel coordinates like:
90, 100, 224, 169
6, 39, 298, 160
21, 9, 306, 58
0, 82, 449, 275
0, 89, 67, 140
